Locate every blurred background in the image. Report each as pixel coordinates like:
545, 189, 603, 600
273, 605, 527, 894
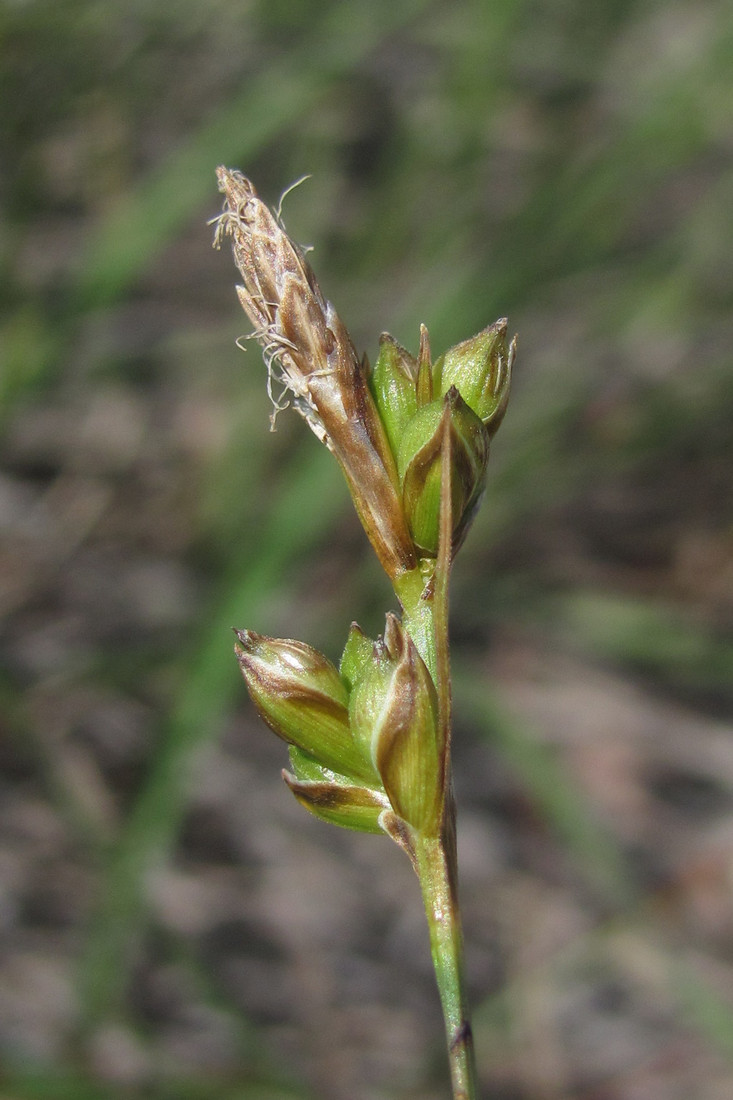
1, 0, 733, 1097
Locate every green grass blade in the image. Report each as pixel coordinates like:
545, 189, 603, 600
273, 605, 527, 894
72, 0, 433, 311
78, 444, 343, 1021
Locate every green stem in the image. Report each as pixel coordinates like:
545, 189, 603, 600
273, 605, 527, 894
415, 833, 476, 1100
395, 418, 477, 1099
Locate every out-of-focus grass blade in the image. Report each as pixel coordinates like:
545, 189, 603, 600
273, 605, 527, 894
0, 1069, 107, 1100
79, 444, 344, 1021
473, 924, 733, 1072
2, 0, 434, 421
674, 957, 733, 1060
72, 0, 432, 311
453, 667, 633, 906
557, 591, 733, 697
0, 304, 62, 427
3, 1065, 310, 1100
75, 0, 432, 1022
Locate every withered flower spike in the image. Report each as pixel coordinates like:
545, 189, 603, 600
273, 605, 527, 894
215, 167, 416, 580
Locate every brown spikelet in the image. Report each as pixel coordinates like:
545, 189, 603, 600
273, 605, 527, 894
214, 167, 416, 579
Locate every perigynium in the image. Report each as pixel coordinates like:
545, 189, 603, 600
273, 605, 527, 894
214, 166, 515, 1100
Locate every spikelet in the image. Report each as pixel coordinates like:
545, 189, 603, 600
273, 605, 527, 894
214, 167, 416, 580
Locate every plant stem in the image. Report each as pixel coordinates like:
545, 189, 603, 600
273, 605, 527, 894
415, 833, 476, 1100
398, 420, 477, 1099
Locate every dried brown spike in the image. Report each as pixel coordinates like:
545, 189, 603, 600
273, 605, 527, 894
214, 167, 417, 580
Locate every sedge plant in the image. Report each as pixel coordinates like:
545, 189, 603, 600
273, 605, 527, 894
213, 168, 515, 1100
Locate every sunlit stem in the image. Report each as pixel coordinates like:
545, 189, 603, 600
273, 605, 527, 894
415, 833, 475, 1100
397, 411, 477, 1100
433, 406, 453, 783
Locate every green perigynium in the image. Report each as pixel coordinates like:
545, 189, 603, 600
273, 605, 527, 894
437, 319, 515, 433
233, 628, 375, 784
215, 167, 515, 1100
349, 613, 443, 835
397, 389, 489, 556
370, 333, 419, 458
339, 621, 374, 692
284, 744, 390, 835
